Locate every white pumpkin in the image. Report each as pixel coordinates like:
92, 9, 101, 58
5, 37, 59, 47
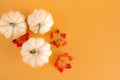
27, 9, 54, 34
0, 11, 27, 39
21, 38, 52, 67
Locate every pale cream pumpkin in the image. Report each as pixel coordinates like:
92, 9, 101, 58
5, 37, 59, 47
0, 11, 27, 39
27, 9, 54, 34
21, 38, 52, 67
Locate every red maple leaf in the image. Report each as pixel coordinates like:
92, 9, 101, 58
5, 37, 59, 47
50, 29, 67, 48
54, 53, 73, 73
12, 33, 29, 47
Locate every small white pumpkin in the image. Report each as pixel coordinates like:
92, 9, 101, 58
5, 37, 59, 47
21, 38, 52, 67
27, 9, 54, 34
0, 11, 27, 39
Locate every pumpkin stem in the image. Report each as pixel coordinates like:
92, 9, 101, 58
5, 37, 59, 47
30, 49, 37, 54
10, 23, 16, 27
37, 23, 41, 34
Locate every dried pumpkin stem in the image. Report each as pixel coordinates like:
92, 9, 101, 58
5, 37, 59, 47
30, 49, 37, 54
37, 23, 41, 34
10, 23, 16, 27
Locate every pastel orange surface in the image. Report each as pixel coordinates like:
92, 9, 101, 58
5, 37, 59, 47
0, 0, 120, 80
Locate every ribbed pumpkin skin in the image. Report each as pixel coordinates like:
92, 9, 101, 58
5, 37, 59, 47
0, 11, 27, 39
27, 9, 54, 34
21, 38, 52, 67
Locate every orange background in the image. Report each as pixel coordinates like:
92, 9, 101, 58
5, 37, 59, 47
0, 0, 120, 80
